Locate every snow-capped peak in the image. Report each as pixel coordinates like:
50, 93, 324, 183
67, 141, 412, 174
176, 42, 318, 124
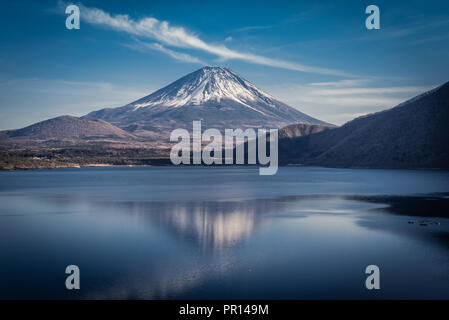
84, 66, 330, 130
130, 66, 277, 111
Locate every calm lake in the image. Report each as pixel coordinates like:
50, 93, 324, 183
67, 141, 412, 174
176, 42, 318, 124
1, 166, 449, 299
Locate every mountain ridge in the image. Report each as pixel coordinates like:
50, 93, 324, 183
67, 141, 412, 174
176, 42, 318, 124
1, 115, 136, 140
279, 81, 449, 168
1, 67, 447, 170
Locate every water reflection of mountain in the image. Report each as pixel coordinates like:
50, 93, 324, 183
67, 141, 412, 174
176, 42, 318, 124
109, 199, 289, 250
37, 192, 449, 252
24, 192, 449, 299
28, 194, 303, 250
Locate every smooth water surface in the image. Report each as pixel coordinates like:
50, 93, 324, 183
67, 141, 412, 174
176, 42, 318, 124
1, 166, 449, 299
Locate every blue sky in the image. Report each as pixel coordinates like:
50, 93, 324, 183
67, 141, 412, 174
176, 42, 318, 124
0, 0, 448, 129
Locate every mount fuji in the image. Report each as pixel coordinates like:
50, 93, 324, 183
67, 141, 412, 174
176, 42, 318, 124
84, 67, 331, 139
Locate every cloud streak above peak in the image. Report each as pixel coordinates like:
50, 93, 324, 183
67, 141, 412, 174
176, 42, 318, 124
122, 39, 208, 65
77, 3, 349, 76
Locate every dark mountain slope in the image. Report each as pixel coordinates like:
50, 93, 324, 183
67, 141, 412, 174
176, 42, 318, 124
279, 123, 335, 139
279, 82, 449, 168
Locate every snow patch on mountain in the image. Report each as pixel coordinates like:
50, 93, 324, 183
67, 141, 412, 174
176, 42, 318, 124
130, 67, 276, 113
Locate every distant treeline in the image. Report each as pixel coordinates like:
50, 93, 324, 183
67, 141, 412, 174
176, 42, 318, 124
0, 147, 172, 170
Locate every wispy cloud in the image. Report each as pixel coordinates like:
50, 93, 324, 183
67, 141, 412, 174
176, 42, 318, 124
72, 2, 349, 76
123, 39, 207, 65
310, 86, 428, 96
233, 25, 272, 32
0, 78, 151, 129
383, 19, 449, 39
150, 43, 207, 65
406, 33, 449, 45
309, 79, 370, 87
267, 80, 432, 125
361, 18, 449, 45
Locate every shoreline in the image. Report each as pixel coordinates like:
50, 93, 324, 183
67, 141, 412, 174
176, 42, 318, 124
1, 162, 449, 171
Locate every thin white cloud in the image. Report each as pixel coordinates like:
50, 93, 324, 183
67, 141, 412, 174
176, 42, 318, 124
150, 43, 207, 65
382, 19, 449, 39
233, 25, 272, 32
0, 78, 151, 129
406, 33, 449, 45
310, 86, 428, 96
267, 81, 432, 125
360, 18, 449, 45
123, 39, 207, 65
309, 79, 370, 87
74, 2, 349, 76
